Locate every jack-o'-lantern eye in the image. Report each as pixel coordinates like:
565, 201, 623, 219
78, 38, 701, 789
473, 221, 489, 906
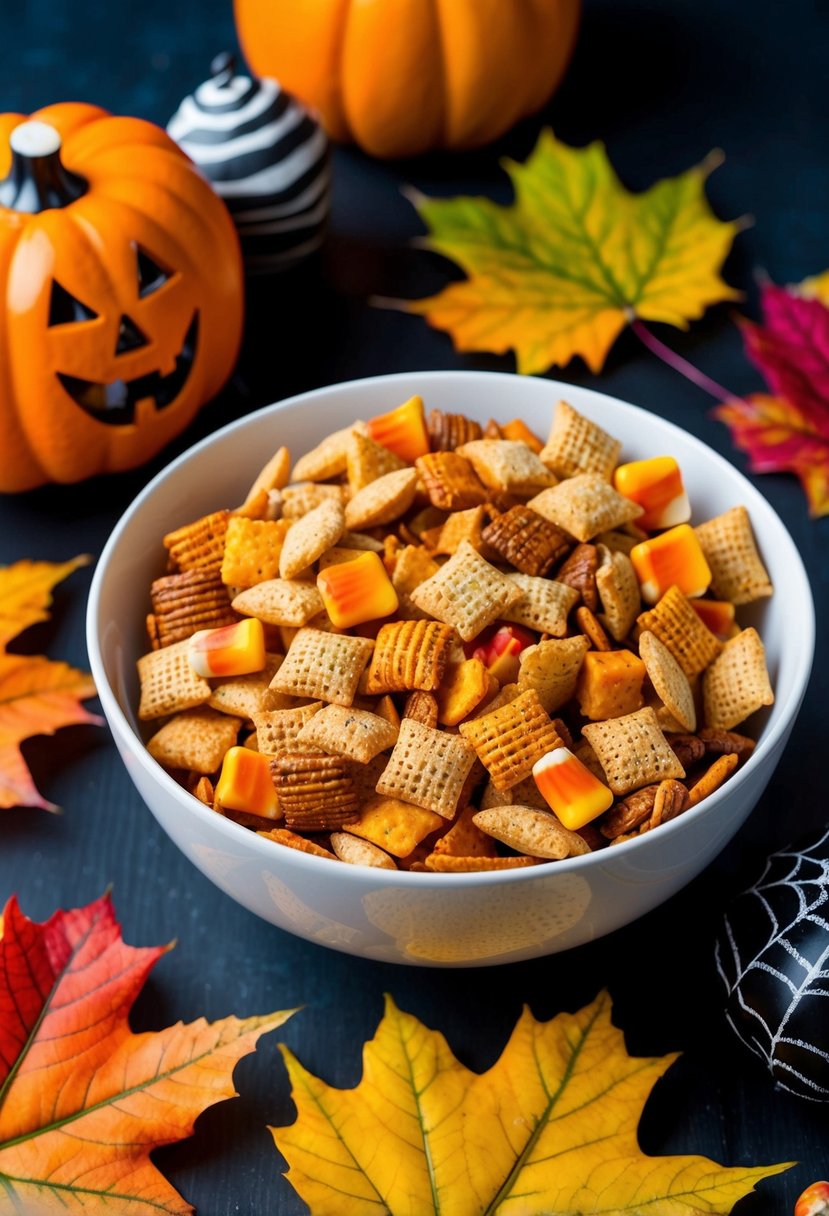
136, 244, 171, 297
49, 280, 98, 326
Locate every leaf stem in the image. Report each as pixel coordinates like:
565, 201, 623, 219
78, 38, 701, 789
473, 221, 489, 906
630, 318, 736, 404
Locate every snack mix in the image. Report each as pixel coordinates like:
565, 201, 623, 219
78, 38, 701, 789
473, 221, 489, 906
138, 396, 775, 871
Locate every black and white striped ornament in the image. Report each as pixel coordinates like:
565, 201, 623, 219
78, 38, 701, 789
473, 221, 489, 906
168, 53, 330, 275
716, 828, 829, 1101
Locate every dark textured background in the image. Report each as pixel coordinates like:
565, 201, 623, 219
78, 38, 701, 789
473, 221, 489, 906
1, 0, 828, 1211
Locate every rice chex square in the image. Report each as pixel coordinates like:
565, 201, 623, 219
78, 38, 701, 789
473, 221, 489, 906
376, 718, 477, 819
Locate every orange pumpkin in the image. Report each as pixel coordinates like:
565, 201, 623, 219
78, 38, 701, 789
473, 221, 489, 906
0, 104, 244, 492
234, 0, 581, 159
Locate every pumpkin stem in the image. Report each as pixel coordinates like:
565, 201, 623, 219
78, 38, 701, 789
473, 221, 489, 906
0, 121, 87, 214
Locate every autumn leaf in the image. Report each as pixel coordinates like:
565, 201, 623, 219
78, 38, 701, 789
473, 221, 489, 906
394, 130, 742, 374
273, 991, 789, 1215
714, 283, 829, 516
0, 891, 294, 1215
0, 557, 101, 811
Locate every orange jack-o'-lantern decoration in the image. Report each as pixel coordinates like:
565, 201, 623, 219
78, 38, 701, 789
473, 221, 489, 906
234, 0, 581, 159
0, 103, 244, 491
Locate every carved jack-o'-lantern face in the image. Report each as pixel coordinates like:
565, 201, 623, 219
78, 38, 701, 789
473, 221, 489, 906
49, 245, 199, 427
0, 104, 244, 491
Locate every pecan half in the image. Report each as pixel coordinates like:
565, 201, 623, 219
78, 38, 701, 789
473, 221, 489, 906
666, 732, 706, 770
556, 543, 599, 611
649, 778, 689, 827
428, 408, 483, 451
600, 785, 659, 839
698, 728, 756, 761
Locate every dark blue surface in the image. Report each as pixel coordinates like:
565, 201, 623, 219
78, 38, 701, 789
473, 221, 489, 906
1, 0, 828, 1211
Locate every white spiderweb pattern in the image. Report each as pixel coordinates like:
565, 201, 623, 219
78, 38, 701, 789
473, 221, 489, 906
715, 828, 829, 1101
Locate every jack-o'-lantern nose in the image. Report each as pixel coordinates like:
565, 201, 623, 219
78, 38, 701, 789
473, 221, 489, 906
116, 315, 149, 355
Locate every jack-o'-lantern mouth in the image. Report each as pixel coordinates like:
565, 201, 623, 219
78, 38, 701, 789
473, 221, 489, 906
56, 313, 199, 426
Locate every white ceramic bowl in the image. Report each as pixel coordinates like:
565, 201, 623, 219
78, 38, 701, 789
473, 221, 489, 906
87, 371, 814, 967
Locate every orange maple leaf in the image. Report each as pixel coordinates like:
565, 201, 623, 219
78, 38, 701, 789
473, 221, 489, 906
0, 557, 101, 811
0, 891, 294, 1215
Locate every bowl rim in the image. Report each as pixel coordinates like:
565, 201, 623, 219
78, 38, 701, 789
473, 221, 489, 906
87, 369, 816, 889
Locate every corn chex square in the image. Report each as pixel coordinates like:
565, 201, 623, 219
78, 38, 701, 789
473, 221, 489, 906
281, 483, 345, 521
208, 654, 284, 720
270, 627, 374, 706
280, 498, 345, 580
540, 399, 621, 480
347, 430, 406, 491
582, 706, 685, 795
290, 426, 353, 482
253, 701, 323, 755
518, 635, 589, 713
376, 718, 477, 819
637, 585, 722, 678
694, 506, 773, 605
344, 468, 418, 531
639, 631, 696, 733
296, 704, 398, 763
137, 639, 212, 721
459, 688, 564, 791
528, 474, 642, 542
221, 517, 291, 588
147, 707, 241, 773
703, 627, 774, 731
232, 579, 323, 627
502, 574, 579, 637
410, 541, 522, 642
390, 545, 441, 619
456, 439, 556, 495
596, 547, 640, 641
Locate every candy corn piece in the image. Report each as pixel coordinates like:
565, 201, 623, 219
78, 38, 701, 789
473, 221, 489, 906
317, 550, 399, 628
364, 395, 429, 464
532, 747, 613, 831
215, 746, 280, 819
613, 456, 691, 530
188, 618, 265, 678
501, 418, 544, 453
630, 523, 711, 604
795, 1182, 829, 1216
691, 598, 737, 639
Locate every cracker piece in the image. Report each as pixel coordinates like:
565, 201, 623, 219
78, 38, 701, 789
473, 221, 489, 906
346, 794, 443, 856
480, 505, 571, 576
271, 752, 360, 830
596, 547, 640, 641
221, 517, 291, 588
427, 408, 483, 451
390, 545, 441, 619
424, 855, 539, 872
528, 474, 642, 543
366, 619, 454, 694
137, 640, 212, 721
147, 707, 241, 773
437, 658, 493, 726
330, 832, 398, 869
281, 483, 345, 521
639, 630, 696, 733
581, 706, 685, 795
687, 752, 739, 806
164, 510, 230, 574
279, 498, 345, 580
502, 574, 579, 637
240, 446, 291, 513
376, 718, 477, 818
459, 688, 564, 791
258, 827, 337, 860
473, 805, 587, 860
344, 468, 418, 530
556, 543, 599, 611
296, 704, 398, 763
540, 399, 621, 480
339, 530, 385, 552
270, 627, 374, 706
291, 426, 353, 482
518, 636, 589, 713
695, 506, 773, 605
208, 654, 284, 719
150, 567, 238, 649
253, 701, 323, 755
410, 541, 522, 642
415, 452, 489, 511
456, 439, 556, 494
403, 691, 439, 729
431, 805, 498, 859
347, 430, 407, 492
703, 627, 774, 730
232, 579, 323, 627
637, 585, 722, 678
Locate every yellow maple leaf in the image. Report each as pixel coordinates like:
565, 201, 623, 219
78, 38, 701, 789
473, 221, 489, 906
0, 557, 100, 810
797, 267, 829, 305
396, 130, 742, 374
273, 991, 789, 1215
